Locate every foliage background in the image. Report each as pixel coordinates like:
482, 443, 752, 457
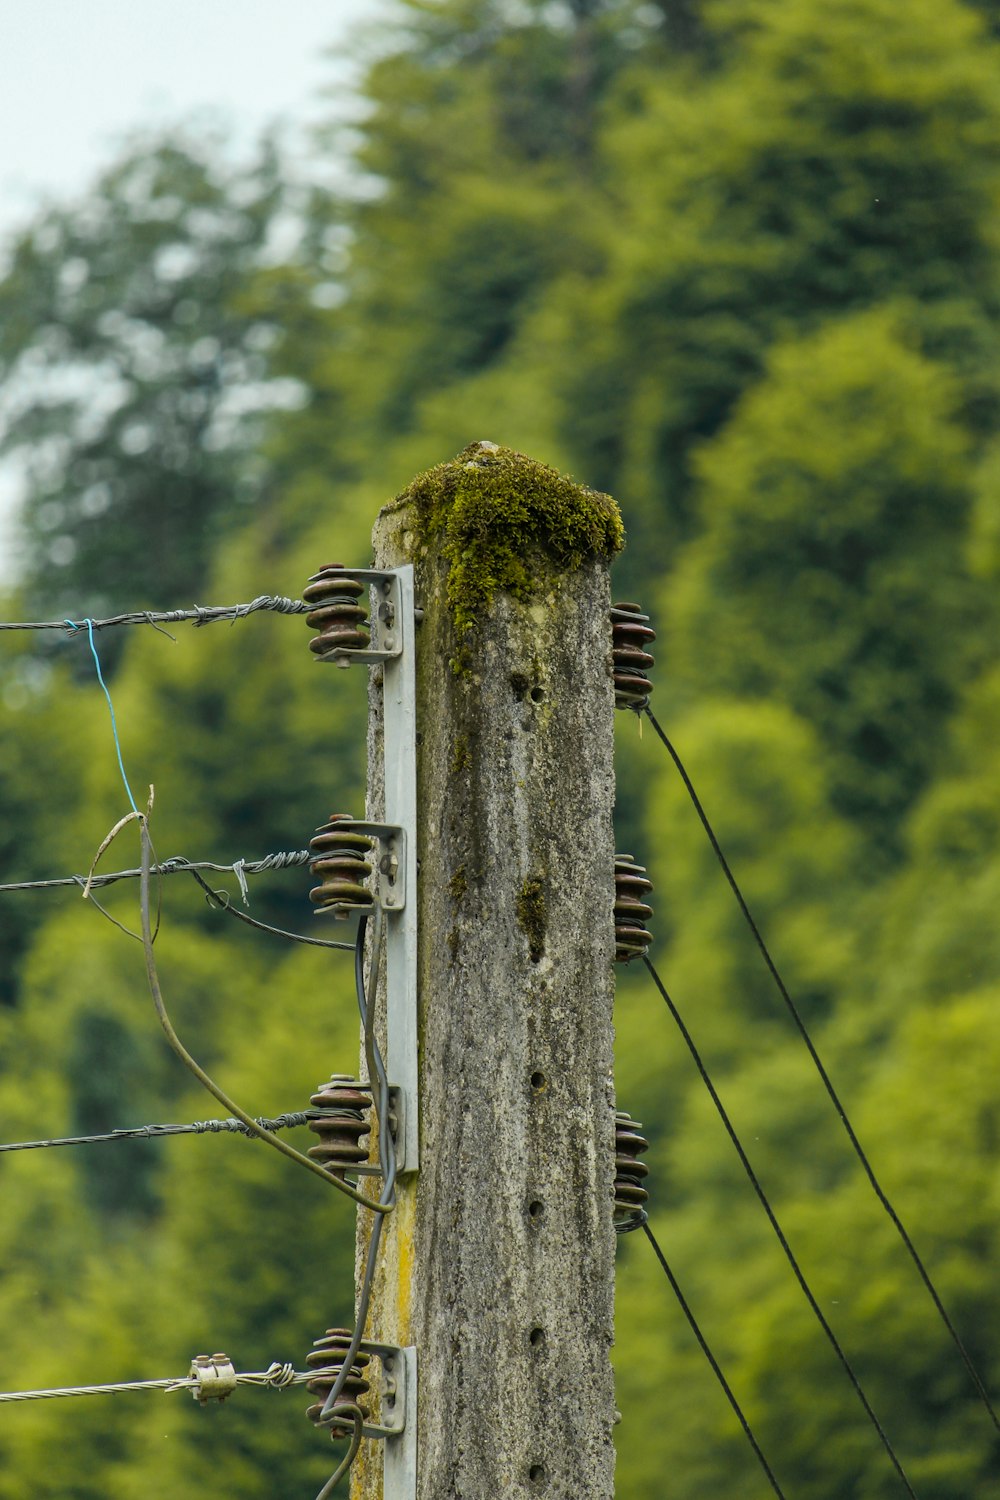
0, 0, 998, 1494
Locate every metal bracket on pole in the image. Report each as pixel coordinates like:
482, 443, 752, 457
313, 565, 420, 1173
380, 1345, 418, 1500
380, 565, 418, 1174
312, 568, 406, 666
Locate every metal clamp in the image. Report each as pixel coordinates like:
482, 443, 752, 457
188, 1353, 237, 1404
345, 821, 407, 911
310, 568, 407, 666
304, 562, 420, 1173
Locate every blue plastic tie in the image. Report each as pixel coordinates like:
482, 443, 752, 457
84, 619, 139, 815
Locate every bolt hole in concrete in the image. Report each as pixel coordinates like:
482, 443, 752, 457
529, 1326, 546, 1348
527, 1199, 545, 1221
530, 1070, 547, 1091
529, 1464, 547, 1484
529, 685, 545, 703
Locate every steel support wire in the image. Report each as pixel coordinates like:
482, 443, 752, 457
643, 956, 918, 1499
137, 820, 384, 1211
640, 1222, 788, 1500
643, 705, 1000, 1437
314, 908, 398, 1498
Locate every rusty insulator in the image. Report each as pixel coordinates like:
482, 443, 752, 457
614, 855, 653, 962
611, 601, 655, 710
304, 563, 370, 658
305, 1328, 371, 1438
307, 1075, 373, 1177
614, 1110, 650, 1233
309, 813, 375, 916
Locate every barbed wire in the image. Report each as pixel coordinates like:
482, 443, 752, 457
0, 595, 311, 634
642, 702, 1000, 1436
0, 849, 310, 896
0, 1111, 314, 1154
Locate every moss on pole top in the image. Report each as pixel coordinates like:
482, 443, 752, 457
390, 441, 624, 637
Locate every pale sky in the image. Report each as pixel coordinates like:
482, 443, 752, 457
0, 0, 384, 234
0, 0, 388, 576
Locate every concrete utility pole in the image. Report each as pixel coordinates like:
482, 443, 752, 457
356, 442, 623, 1500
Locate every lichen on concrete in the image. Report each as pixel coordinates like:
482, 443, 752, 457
387, 440, 624, 641
517, 876, 547, 963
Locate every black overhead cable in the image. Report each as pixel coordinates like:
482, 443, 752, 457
642, 703, 1000, 1437
642, 954, 918, 1499
640, 1221, 789, 1499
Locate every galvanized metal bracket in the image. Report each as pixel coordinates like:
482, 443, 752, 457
314, 564, 419, 1173
313, 569, 405, 666
380, 1344, 417, 1498
377, 565, 419, 1174
341, 820, 407, 911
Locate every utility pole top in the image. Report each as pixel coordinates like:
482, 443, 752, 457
356, 443, 622, 1499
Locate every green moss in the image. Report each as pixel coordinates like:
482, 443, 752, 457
391, 441, 624, 641
517, 877, 547, 963
451, 736, 470, 775
449, 866, 468, 902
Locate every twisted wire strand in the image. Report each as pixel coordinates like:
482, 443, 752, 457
643, 704, 1000, 1436
0, 850, 311, 895
0, 1363, 307, 1403
0, 1111, 315, 1154
640, 1222, 788, 1500
643, 955, 917, 1499
0, 595, 310, 633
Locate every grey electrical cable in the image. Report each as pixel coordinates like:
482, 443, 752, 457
314, 909, 398, 1498
137, 818, 386, 1212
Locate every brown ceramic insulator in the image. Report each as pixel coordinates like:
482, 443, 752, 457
304, 563, 370, 657
307, 1074, 373, 1176
614, 1110, 650, 1232
614, 855, 653, 962
611, 602, 655, 710
309, 813, 375, 915
305, 1328, 371, 1437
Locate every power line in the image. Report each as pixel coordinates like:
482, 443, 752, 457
643, 704, 1000, 1437
0, 1111, 314, 1154
640, 1221, 788, 1499
642, 955, 917, 1499
0, 595, 310, 634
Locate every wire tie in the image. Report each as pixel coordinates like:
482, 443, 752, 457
262, 1362, 296, 1390
233, 859, 249, 906
84, 618, 140, 815
63, 618, 81, 632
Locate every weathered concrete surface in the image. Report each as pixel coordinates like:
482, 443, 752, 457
355, 448, 618, 1500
